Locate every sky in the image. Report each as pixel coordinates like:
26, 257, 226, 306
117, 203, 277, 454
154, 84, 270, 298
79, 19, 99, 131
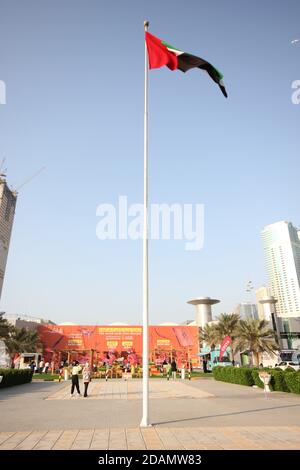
0, 0, 299, 325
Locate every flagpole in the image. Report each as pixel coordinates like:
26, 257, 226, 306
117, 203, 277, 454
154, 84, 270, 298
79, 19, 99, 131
140, 19, 151, 428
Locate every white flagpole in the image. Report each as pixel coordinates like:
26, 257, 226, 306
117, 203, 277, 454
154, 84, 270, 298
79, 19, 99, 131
140, 19, 151, 428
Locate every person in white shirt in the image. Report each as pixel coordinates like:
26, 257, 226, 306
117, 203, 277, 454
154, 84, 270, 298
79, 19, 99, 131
70, 361, 82, 397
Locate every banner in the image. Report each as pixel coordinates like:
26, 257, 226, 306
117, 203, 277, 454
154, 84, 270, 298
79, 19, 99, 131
219, 335, 232, 360
37, 324, 199, 365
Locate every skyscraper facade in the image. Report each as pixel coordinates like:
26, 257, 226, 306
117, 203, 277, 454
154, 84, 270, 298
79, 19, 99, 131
235, 302, 258, 320
255, 286, 271, 320
0, 177, 17, 300
261, 221, 300, 349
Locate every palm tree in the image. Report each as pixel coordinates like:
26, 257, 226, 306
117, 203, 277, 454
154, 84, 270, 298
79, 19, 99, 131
199, 323, 218, 351
235, 319, 279, 366
214, 313, 240, 362
5, 328, 42, 367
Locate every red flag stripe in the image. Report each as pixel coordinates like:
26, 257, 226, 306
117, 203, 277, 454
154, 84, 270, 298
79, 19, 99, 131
145, 32, 178, 71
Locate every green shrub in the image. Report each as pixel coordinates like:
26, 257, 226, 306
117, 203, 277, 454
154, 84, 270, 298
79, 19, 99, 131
214, 366, 300, 393
212, 366, 226, 381
285, 367, 295, 372
251, 369, 264, 389
0, 369, 33, 388
236, 368, 255, 386
270, 370, 290, 392
213, 366, 254, 386
285, 372, 300, 394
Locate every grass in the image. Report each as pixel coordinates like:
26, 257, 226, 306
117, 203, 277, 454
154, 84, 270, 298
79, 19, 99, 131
31, 371, 212, 381
32, 373, 60, 380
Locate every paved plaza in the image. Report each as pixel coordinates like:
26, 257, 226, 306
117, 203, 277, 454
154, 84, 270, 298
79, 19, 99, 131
1, 378, 300, 449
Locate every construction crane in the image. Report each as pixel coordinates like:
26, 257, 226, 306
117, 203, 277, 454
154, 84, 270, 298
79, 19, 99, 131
15, 166, 46, 192
0, 157, 7, 178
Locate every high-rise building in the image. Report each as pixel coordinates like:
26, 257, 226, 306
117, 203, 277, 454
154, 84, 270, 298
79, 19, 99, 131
261, 221, 300, 350
0, 177, 17, 300
235, 302, 258, 320
261, 221, 300, 318
256, 286, 270, 320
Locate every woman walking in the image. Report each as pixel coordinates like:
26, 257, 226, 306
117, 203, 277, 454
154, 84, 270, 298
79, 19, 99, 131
83, 362, 91, 397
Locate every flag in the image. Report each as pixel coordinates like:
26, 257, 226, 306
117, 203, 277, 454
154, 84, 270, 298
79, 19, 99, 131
219, 335, 232, 361
145, 32, 227, 98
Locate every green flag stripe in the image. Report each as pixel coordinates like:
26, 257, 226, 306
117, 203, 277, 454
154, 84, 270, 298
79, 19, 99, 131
161, 40, 183, 55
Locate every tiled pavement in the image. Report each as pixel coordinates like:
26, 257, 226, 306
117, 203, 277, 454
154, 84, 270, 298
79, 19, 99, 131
46, 379, 214, 400
1, 379, 300, 449
0, 426, 300, 450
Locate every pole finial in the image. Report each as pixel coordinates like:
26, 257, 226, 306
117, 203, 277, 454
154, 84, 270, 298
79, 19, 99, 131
144, 20, 149, 30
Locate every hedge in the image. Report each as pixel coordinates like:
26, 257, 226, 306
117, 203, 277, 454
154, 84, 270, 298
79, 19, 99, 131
285, 372, 300, 394
0, 369, 33, 388
213, 366, 300, 394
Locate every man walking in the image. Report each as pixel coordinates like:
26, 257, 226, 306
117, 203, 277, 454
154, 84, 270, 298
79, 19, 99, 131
171, 358, 177, 380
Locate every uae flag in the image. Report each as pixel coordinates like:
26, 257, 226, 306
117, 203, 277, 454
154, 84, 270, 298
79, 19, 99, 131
145, 32, 227, 98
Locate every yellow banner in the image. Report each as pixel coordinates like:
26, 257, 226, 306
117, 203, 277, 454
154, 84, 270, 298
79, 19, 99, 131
98, 327, 142, 334
106, 341, 118, 348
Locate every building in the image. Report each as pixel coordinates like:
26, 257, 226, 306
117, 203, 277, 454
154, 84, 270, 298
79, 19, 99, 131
235, 302, 258, 320
256, 286, 270, 320
2, 313, 55, 330
261, 221, 300, 349
0, 177, 17, 300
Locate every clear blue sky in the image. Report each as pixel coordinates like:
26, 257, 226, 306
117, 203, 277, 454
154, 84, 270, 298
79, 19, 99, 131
0, 0, 299, 324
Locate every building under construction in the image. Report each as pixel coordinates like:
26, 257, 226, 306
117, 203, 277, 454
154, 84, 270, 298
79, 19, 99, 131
0, 176, 17, 300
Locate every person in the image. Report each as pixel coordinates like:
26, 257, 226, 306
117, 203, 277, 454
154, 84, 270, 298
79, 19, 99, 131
166, 361, 171, 380
171, 359, 177, 380
58, 366, 64, 382
39, 359, 44, 373
70, 360, 82, 397
203, 357, 208, 373
43, 361, 50, 374
123, 362, 130, 381
104, 354, 110, 381
30, 361, 36, 373
82, 362, 91, 397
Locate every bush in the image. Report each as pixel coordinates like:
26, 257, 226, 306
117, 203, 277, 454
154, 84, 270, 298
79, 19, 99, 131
214, 366, 300, 394
213, 366, 254, 386
285, 367, 295, 372
251, 369, 264, 389
270, 370, 290, 392
285, 371, 300, 394
0, 368, 33, 388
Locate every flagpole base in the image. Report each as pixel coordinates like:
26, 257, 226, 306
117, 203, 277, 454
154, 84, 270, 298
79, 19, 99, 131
140, 418, 152, 428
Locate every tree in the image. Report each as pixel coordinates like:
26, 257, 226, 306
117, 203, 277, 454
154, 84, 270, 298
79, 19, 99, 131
214, 313, 240, 362
199, 323, 218, 350
5, 328, 42, 367
0, 313, 12, 342
235, 319, 279, 366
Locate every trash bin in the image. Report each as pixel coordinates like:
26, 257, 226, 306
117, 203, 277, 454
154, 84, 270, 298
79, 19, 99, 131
181, 367, 185, 380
